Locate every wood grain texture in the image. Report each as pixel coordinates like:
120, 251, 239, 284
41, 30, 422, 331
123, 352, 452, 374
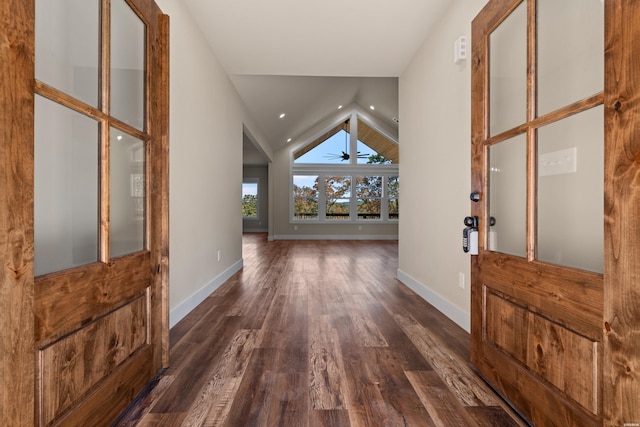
35, 252, 152, 345
356, 119, 399, 163
309, 315, 348, 410
181, 329, 258, 426
114, 374, 176, 427
116, 235, 526, 427
470, 1, 609, 425
0, 0, 35, 425
39, 295, 148, 425
395, 313, 503, 408
603, 1, 640, 425
147, 8, 171, 370
54, 345, 155, 427
485, 291, 598, 413
405, 370, 477, 427
31, 0, 169, 424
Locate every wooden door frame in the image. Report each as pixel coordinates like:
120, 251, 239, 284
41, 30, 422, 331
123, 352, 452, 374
0, 1, 35, 424
471, 0, 640, 425
602, 1, 640, 424
0, 0, 169, 425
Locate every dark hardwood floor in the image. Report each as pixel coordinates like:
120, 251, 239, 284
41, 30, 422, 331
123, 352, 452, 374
115, 233, 527, 426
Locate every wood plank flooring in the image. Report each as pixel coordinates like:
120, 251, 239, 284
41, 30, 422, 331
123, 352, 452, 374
115, 234, 527, 427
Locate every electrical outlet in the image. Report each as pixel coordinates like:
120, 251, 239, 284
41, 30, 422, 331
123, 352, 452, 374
294, 225, 298, 231
217, 250, 221, 262
458, 272, 465, 289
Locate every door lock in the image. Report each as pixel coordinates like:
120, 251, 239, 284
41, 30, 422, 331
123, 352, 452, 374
463, 216, 479, 255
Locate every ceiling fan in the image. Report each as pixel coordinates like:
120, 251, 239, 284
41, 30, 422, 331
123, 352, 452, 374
325, 119, 369, 161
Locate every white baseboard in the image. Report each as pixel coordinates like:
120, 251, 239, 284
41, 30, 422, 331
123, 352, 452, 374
273, 234, 398, 241
396, 268, 470, 333
170, 259, 243, 328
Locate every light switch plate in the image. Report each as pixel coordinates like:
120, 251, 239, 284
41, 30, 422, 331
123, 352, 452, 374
539, 147, 577, 177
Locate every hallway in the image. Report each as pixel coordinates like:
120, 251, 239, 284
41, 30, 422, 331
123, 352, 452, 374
116, 234, 526, 426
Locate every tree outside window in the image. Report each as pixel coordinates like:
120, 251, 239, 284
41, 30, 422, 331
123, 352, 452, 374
356, 176, 382, 220
293, 175, 319, 220
388, 176, 399, 220
325, 176, 351, 220
242, 181, 259, 218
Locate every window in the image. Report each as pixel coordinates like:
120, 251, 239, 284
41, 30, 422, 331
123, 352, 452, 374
293, 175, 318, 220
356, 176, 382, 220
388, 176, 399, 220
290, 112, 398, 224
325, 176, 351, 220
242, 179, 259, 219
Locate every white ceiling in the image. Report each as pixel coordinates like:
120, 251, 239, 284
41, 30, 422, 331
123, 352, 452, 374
182, 0, 455, 162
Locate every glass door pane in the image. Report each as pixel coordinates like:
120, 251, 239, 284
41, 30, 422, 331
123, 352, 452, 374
490, 1, 527, 135
537, 0, 604, 115
488, 134, 527, 257
537, 106, 603, 273
110, 128, 146, 257
111, 0, 146, 130
34, 96, 99, 276
35, 0, 99, 106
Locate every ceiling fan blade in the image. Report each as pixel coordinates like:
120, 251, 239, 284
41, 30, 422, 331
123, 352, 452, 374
325, 153, 348, 160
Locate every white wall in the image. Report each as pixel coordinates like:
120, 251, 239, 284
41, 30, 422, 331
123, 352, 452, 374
155, 0, 269, 326
398, 0, 488, 332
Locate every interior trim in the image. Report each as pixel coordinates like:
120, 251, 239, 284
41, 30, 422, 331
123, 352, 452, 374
397, 269, 470, 333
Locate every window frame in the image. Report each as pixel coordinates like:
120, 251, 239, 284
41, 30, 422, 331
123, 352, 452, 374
290, 111, 399, 224
290, 164, 399, 224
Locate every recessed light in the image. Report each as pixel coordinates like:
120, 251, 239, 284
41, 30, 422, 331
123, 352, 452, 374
116, 135, 123, 141
369, 105, 375, 110
338, 105, 343, 110
287, 138, 292, 142
279, 113, 286, 119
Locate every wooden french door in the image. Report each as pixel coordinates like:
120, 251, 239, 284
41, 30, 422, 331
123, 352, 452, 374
0, 0, 168, 425
471, 1, 640, 426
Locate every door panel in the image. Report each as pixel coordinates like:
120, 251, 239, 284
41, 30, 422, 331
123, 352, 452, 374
39, 295, 148, 426
485, 291, 598, 414
31, 0, 168, 425
34, 253, 151, 344
471, 0, 606, 425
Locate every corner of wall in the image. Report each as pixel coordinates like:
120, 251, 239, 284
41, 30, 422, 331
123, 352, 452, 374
170, 259, 243, 328
396, 269, 470, 333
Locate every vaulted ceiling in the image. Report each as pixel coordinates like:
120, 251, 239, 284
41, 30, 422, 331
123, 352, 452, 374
181, 0, 455, 162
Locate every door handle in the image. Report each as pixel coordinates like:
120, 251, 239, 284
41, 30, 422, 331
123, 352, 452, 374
464, 216, 479, 228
